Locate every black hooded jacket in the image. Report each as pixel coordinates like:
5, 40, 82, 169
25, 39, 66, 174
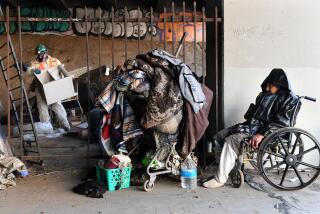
237, 68, 300, 136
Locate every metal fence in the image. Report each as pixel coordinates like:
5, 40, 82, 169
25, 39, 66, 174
0, 2, 222, 166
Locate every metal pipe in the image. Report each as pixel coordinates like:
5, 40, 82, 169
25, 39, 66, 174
202, 7, 206, 83
193, 2, 197, 73
175, 32, 187, 57
111, 7, 115, 70
202, 6, 206, 167
18, 5, 24, 158
124, 6, 128, 61
164, 7, 167, 51
85, 7, 90, 168
150, 7, 154, 50
98, 7, 102, 88
137, 6, 140, 54
182, 1, 186, 62
6, 6, 11, 145
0, 17, 220, 23
171, 1, 175, 54
214, 7, 219, 133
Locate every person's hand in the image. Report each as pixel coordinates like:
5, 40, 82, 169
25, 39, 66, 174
249, 134, 264, 149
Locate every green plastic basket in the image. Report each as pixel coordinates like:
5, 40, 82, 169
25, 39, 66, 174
96, 166, 131, 192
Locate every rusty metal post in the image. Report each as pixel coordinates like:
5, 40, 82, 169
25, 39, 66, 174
137, 6, 141, 54
202, 6, 207, 167
163, 7, 167, 51
18, 5, 24, 158
182, 1, 186, 62
214, 6, 219, 133
5, 6, 11, 145
193, 2, 197, 73
98, 7, 102, 87
85, 7, 90, 167
202, 7, 206, 84
111, 7, 115, 70
124, 6, 128, 61
150, 7, 154, 50
171, 2, 175, 54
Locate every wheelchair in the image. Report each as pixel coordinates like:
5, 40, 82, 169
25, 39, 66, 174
231, 95, 320, 190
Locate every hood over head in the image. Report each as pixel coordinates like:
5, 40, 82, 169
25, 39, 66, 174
261, 68, 292, 92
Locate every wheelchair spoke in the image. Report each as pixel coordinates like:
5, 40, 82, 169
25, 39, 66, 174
264, 154, 275, 168
279, 150, 286, 156
270, 155, 275, 167
265, 161, 285, 172
296, 161, 320, 170
290, 133, 301, 155
279, 164, 289, 186
262, 149, 285, 159
292, 165, 304, 186
297, 146, 318, 158
263, 154, 271, 166
278, 137, 290, 155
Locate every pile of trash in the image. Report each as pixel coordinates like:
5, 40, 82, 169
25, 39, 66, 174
93, 49, 213, 158
0, 125, 28, 190
76, 49, 213, 193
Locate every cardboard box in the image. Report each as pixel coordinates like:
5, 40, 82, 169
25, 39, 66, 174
34, 67, 76, 105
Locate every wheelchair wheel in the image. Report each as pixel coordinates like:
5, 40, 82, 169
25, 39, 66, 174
249, 140, 304, 171
248, 137, 304, 171
231, 169, 244, 188
258, 127, 320, 190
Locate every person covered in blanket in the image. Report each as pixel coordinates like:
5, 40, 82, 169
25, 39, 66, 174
203, 68, 299, 188
26, 44, 70, 131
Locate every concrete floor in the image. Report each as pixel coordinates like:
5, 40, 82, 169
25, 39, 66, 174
1, 169, 320, 214
1, 136, 320, 214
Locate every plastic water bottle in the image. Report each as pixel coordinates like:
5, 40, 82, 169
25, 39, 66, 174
180, 155, 197, 189
19, 166, 29, 177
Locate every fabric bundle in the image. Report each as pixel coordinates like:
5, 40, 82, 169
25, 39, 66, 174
98, 82, 143, 156
97, 49, 213, 156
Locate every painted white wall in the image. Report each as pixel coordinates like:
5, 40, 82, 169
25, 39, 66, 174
224, 0, 320, 140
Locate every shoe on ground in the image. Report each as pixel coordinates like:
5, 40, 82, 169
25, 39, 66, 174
203, 178, 224, 188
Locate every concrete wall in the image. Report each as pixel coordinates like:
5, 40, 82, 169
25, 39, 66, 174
224, 0, 320, 140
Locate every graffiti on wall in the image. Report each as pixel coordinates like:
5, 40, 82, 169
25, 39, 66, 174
0, 22, 16, 34
72, 8, 155, 39
20, 7, 71, 32
0, 6, 205, 42
157, 12, 205, 42
0, 7, 71, 35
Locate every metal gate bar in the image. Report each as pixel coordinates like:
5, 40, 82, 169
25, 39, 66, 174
124, 6, 128, 61
171, 2, 175, 54
0, 2, 222, 167
17, 5, 24, 158
163, 7, 167, 51
182, 2, 186, 62
137, 6, 141, 54
111, 7, 115, 70
98, 7, 102, 87
84, 7, 91, 167
5, 6, 10, 145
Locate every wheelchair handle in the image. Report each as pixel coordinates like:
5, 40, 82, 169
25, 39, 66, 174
301, 96, 316, 102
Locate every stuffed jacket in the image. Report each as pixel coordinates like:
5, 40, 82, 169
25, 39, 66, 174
236, 68, 301, 136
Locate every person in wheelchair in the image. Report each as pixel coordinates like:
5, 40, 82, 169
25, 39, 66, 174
203, 68, 300, 188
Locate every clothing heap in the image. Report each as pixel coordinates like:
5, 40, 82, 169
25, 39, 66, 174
0, 125, 27, 190
96, 49, 213, 157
